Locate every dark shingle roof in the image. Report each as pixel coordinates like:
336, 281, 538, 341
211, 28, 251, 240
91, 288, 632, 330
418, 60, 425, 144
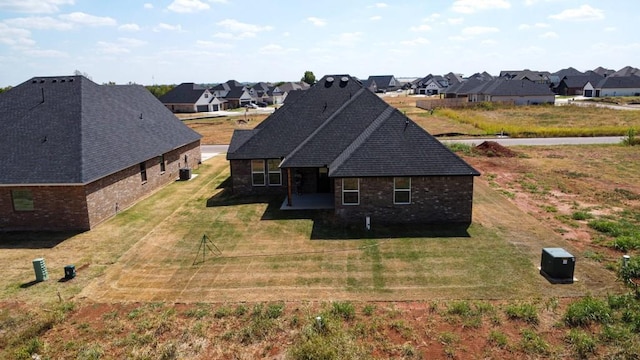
595, 75, 640, 89
475, 79, 554, 96
560, 74, 603, 88
0, 76, 201, 185
159, 82, 207, 104
227, 75, 478, 178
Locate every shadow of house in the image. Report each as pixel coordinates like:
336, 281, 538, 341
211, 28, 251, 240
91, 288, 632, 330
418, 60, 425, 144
207, 188, 470, 240
0, 231, 79, 249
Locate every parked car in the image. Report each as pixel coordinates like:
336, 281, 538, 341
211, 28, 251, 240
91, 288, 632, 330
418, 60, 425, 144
245, 103, 258, 109
257, 102, 268, 107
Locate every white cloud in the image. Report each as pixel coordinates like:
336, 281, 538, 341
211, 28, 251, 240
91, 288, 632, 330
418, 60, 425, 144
154, 23, 183, 32
368, 2, 388, 8
307, 17, 327, 27
448, 17, 464, 25
518, 24, 530, 30
451, 0, 510, 14
519, 22, 550, 30
518, 45, 545, 55
59, 12, 117, 27
167, 0, 210, 13
410, 24, 432, 32
119, 23, 140, 32
549, 5, 604, 21
604, 27, 616, 32
540, 31, 558, 39
462, 26, 499, 36
370, 16, 382, 21
0, 23, 34, 46
259, 44, 298, 55
22, 48, 68, 57
216, 19, 273, 38
4, 16, 73, 30
196, 40, 232, 49
481, 39, 497, 45
330, 32, 363, 47
96, 37, 146, 54
0, 0, 74, 14
144, 3, 153, 9
213, 32, 234, 39
400, 37, 430, 46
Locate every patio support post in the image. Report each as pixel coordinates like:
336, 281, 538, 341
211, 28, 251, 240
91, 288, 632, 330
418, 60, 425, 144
287, 168, 292, 206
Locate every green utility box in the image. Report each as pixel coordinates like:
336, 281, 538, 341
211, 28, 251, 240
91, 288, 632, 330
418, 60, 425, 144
33, 258, 49, 282
64, 265, 76, 280
540, 248, 575, 283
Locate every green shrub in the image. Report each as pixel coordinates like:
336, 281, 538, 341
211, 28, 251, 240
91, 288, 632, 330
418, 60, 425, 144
446, 142, 473, 155
362, 304, 376, 316
565, 329, 596, 359
572, 211, 593, 221
505, 303, 538, 324
520, 329, 549, 355
564, 296, 611, 327
331, 301, 355, 321
266, 302, 285, 319
488, 330, 509, 348
446, 301, 472, 317
611, 236, 640, 251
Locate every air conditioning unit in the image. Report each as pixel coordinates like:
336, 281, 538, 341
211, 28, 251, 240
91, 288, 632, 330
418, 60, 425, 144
540, 248, 575, 283
179, 168, 192, 180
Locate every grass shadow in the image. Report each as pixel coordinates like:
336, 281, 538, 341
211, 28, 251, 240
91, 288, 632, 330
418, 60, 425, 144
259, 196, 471, 239
0, 231, 79, 249
20, 280, 40, 288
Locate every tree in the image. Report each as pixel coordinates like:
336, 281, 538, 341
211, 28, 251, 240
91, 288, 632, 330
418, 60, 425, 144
301, 71, 316, 85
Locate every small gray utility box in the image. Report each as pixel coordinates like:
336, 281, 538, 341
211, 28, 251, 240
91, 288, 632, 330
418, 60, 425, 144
540, 247, 575, 283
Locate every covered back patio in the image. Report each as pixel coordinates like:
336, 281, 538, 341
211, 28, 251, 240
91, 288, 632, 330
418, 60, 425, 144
280, 166, 334, 210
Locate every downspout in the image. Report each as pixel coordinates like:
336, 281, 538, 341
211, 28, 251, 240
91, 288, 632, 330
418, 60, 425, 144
287, 168, 293, 207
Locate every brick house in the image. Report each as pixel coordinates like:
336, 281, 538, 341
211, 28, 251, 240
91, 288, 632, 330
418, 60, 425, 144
226, 75, 480, 226
0, 75, 202, 231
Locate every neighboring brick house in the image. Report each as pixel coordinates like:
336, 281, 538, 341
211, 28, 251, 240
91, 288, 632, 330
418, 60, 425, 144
159, 82, 225, 113
0, 75, 202, 231
226, 75, 480, 226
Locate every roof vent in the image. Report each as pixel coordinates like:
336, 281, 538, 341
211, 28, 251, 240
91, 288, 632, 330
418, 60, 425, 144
40, 80, 45, 83
341, 76, 349, 83
69, 78, 74, 82
52, 79, 57, 83
324, 77, 335, 88
32, 80, 37, 84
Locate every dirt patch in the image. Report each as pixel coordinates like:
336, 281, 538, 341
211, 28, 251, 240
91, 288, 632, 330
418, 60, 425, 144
474, 141, 519, 157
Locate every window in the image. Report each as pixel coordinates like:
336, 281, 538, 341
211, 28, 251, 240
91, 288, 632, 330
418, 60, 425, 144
267, 159, 281, 185
140, 162, 147, 183
159, 155, 166, 173
342, 178, 359, 205
251, 160, 266, 186
12, 190, 34, 211
394, 177, 411, 204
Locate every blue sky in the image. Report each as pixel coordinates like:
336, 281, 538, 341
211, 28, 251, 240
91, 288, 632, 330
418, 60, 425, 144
0, 0, 638, 86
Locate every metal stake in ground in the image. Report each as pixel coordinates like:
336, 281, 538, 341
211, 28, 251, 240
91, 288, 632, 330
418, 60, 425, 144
193, 234, 222, 265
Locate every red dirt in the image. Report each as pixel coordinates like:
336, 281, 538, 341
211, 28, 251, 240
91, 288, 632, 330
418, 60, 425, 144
474, 141, 519, 157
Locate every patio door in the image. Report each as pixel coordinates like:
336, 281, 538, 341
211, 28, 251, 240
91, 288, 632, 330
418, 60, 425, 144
317, 167, 331, 193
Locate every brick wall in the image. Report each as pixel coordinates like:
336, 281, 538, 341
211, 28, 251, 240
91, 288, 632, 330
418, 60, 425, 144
85, 141, 201, 228
0, 186, 90, 231
0, 141, 201, 231
229, 159, 287, 195
334, 176, 475, 225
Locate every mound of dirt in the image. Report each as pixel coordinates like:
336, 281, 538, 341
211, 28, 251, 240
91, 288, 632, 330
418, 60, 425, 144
474, 141, 518, 157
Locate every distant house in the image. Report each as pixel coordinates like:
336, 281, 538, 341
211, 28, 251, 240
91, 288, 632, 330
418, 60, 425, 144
556, 74, 603, 96
0, 76, 202, 231
414, 74, 449, 95
609, 66, 640, 77
211, 80, 252, 109
468, 79, 555, 105
499, 69, 552, 84
363, 75, 402, 93
226, 75, 480, 226
159, 83, 218, 113
585, 75, 640, 97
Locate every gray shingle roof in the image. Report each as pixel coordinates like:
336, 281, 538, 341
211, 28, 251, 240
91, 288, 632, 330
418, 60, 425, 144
227, 75, 479, 178
0, 75, 201, 185
595, 75, 640, 89
475, 79, 554, 96
159, 82, 207, 104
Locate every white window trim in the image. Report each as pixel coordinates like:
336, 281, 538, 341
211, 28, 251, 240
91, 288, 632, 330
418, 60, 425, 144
267, 159, 282, 186
394, 177, 411, 205
251, 160, 266, 186
342, 178, 360, 205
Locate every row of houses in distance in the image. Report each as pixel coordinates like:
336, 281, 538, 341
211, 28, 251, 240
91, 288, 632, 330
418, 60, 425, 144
159, 66, 639, 114
159, 80, 309, 113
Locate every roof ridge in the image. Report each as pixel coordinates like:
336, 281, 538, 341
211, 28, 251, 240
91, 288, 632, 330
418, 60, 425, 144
328, 105, 395, 176
280, 87, 367, 167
